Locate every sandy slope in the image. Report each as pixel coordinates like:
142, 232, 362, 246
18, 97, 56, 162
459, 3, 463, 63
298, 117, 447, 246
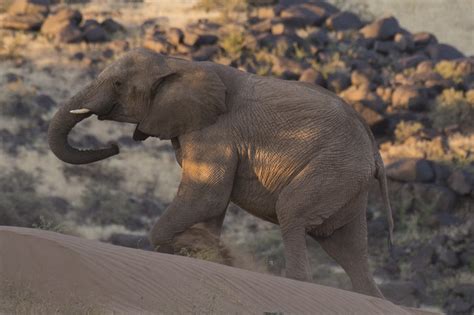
0, 227, 435, 314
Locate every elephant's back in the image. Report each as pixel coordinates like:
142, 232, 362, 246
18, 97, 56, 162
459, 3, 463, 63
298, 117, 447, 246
230, 75, 375, 194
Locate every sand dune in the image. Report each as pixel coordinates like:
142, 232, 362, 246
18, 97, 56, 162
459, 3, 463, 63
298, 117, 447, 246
0, 227, 436, 314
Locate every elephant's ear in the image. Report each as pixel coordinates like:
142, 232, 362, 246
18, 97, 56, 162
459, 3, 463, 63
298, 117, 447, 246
137, 60, 227, 140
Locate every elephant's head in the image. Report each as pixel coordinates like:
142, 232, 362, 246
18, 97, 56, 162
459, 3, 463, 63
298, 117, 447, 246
48, 48, 227, 164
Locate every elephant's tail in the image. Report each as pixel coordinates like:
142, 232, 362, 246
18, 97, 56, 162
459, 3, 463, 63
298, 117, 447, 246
374, 152, 394, 251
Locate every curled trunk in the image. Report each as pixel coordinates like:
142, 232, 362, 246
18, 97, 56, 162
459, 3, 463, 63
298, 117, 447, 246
48, 92, 119, 165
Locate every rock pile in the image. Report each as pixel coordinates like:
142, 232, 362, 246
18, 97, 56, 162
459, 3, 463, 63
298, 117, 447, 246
0, 1, 124, 43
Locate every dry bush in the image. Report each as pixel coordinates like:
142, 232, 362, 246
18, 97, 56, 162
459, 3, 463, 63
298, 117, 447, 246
394, 120, 424, 143
435, 60, 466, 84
194, 0, 247, 21
220, 27, 246, 60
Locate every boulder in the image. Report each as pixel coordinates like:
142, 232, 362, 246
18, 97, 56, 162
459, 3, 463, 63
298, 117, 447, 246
386, 158, 435, 182
0, 14, 45, 31
413, 32, 437, 48
437, 248, 459, 268
391, 85, 425, 110
166, 27, 184, 46
359, 16, 400, 40
447, 170, 473, 195
7, 0, 49, 16
412, 183, 457, 213
279, 3, 328, 28
393, 32, 414, 52
41, 8, 82, 43
426, 43, 465, 61
340, 85, 385, 111
396, 54, 429, 71
82, 20, 108, 43
380, 281, 418, 307
411, 244, 435, 271
326, 71, 350, 93
306, 28, 329, 47
183, 32, 218, 47
249, 18, 272, 33
298, 68, 325, 86
101, 18, 125, 34
325, 11, 362, 31
373, 40, 396, 55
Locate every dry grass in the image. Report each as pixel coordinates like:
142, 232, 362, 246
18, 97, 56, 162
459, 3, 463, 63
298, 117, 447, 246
394, 121, 424, 143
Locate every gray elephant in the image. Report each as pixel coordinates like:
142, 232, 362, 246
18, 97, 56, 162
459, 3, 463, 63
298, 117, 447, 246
48, 48, 394, 298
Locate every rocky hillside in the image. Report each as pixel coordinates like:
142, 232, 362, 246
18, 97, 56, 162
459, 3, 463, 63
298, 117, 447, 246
0, 1, 472, 314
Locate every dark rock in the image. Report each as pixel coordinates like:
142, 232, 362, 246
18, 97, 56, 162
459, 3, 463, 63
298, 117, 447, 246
412, 184, 457, 213
35, 94, 56, 111
82, 19, 108, 42
447, 170, 473, 195
386, 158, 435, 182
298, 68, 325, 86
360, 16, 400, 40
191, 45, 219, 61
438, 248, 459, 268
432, 163, 451, 185
102, 48, 114, 59
426, 43, 465, 61
413, 32, 437, 48
307, 28, 329, 46
411, 244, 435, 271
279, 3, 328, 28
326, 71, 350, 93
325, 11, 362, 31
166, 27, 184, 46
393, 33, 414, 52
445, 296, 472, 314
183, 32, 218, 47
5, 73, 22, 83
380, 281, 418, 307
107, 233, 152, 251
373, 40, 396, 54
57, 23, 83, 43
391, 85, 426, 110
368, 216, 387, 238
101, 18, 124, 34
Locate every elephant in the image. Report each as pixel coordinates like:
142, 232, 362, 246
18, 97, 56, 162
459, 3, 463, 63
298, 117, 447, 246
48, 48, 394, 298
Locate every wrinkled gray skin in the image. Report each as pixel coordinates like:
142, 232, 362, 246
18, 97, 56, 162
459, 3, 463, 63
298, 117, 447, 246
48, 48, 394, 298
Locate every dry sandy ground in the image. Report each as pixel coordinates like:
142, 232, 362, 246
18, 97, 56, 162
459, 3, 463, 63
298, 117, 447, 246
0, 227, 438, 315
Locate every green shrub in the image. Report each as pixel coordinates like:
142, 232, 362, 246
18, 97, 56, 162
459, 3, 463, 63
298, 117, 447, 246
430, 88, 474, 131
78, 187, 146, 229
0, 169, 64, 228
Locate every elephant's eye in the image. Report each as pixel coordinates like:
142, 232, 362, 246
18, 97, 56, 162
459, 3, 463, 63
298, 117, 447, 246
113, 81, 122, 89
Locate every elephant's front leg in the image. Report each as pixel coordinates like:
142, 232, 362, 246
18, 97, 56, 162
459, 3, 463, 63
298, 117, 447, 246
149, 132, 237, 253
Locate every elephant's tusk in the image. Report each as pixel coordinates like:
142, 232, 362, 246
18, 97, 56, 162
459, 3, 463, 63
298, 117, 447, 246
70, 108, 91, 114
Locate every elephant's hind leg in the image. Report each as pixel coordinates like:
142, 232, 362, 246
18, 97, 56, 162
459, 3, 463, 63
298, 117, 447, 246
312, 192, 384, 298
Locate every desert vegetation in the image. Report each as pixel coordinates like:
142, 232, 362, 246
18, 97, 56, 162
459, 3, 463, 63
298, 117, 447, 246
0, 0, 472, 314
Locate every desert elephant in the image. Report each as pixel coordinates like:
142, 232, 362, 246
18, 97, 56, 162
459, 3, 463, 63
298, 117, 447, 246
48, 48, 394, 298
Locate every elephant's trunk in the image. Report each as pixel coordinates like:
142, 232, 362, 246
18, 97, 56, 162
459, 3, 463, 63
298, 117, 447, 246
48, 88, 119, 165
